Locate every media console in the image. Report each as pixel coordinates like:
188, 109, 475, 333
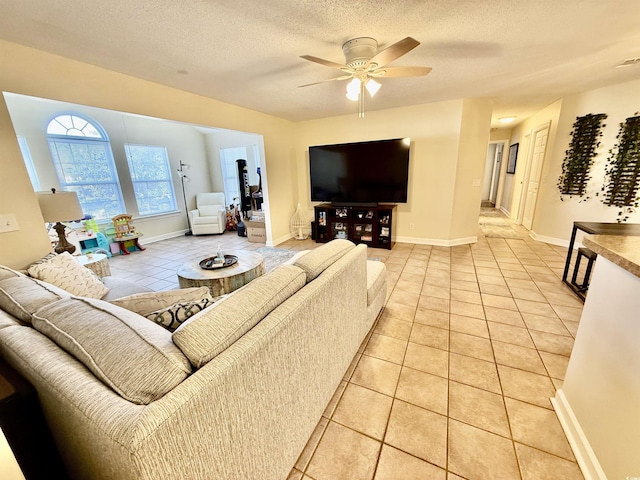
313, 203, 396, 250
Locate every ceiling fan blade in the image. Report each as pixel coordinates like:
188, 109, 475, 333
367, 37, 420, 68
298, 75, 353, 87
372, 66, 432, 78
300, 55, 348, 70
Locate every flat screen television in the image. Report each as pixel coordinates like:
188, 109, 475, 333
309, 138, 410, 205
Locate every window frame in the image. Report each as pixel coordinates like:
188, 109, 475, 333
46, 113, 125, 221
124, 143, 178, 217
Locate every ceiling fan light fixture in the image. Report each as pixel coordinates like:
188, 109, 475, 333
365, 78, 381, 97
346, 78, 361, 101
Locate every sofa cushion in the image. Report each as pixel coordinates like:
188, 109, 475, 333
32, 297, 192, 404
0, 272, 70, 324
110, 286, 212, 316
27, 252, 109, 299
366, 260, 387, 307
197, 205, 222, 217
100, 276, 154, 301
173, 264, 306, 368
293, 239, 355, 282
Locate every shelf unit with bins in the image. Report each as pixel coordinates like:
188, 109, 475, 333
314, 203, 396, 250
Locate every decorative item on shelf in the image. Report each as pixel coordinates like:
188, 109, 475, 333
36, 188, 84, 254
601, 112, 640, 222
290, 203, 310, 240
558, 113, 608, 201
176, 160, 192, 236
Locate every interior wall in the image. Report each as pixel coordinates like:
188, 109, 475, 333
489, 128, 512, 210
295, 100, 467, 243
533, 78, 640, 244
0, 39, 296, 268
4, 93, 212, 240
204, 130, 264, 203
449, 98, 492, 241
501, 100, 562, 223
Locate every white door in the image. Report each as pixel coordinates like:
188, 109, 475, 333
489, 143, 504, 204
522, 125, 549, 230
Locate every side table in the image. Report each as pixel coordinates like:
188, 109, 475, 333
75, 253, 111, 277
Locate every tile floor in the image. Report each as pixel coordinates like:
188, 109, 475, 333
107, 209, 586, 480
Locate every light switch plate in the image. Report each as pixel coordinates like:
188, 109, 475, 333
0, 214, 20, 233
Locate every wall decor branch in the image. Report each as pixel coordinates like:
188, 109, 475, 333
601, 113, 640, 222
558, 113, 607, 200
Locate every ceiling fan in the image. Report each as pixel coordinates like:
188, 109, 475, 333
299, 37, 432, 118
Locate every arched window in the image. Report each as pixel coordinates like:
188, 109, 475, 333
47, 113, 125, 220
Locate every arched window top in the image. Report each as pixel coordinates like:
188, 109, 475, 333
46, 114, 106, 139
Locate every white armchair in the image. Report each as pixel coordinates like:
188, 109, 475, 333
189, 192, 227, 235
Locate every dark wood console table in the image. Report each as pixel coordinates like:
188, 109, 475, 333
562, 221, 640, 300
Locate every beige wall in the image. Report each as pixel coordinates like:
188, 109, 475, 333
0, 39, 296, 268
295, 99, 493, 244
533, 78, 640, 243
449, 98, 493, 241
499, 100, 562, 222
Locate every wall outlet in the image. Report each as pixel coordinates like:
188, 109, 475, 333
409, 222, 415, 230
0, 213, 19, 233
472, 178, 481, 187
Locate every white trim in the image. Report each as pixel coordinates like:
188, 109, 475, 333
138, 230, 190, 244
529, 230, 583, 249
551, 390, 607, 480
270, 232, 294, 247
395, 235, 477, 247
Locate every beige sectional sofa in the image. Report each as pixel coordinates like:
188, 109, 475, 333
0, 239, 386, 480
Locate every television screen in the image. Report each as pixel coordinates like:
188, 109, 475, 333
309, 138, 410, 204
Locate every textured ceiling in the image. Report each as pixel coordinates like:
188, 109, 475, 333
1, 0, 639, 126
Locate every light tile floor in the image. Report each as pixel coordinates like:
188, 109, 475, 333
107, 209, 586, 480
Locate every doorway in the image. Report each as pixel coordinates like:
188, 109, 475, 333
518, 122, 550, 229
481, 141, 506, 207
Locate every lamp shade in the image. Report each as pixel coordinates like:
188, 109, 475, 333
36, 189, 84, 223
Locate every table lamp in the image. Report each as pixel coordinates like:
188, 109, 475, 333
36, 188, 84, 254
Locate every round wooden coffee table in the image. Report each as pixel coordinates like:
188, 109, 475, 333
177, 250, 265, 297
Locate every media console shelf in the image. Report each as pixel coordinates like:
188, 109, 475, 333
314, 203, 396, 250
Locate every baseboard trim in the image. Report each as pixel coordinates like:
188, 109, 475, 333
529, 231, 582, 249
139, 230, 188, 244
551, 389, 607, 480
395, 235, 477, 247
270, 232, 294, 247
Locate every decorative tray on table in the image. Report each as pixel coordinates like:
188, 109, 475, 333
199, 255, 238, 270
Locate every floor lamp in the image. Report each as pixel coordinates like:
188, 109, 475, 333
177, 161, 192, 236
36, 188, 84, 254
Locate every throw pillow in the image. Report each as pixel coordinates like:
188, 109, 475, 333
172, 265, 307, 368
110, 286, 212, 316
27, 252, 109, 299
145, 297, 213, 332
31, 297, 192, 404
